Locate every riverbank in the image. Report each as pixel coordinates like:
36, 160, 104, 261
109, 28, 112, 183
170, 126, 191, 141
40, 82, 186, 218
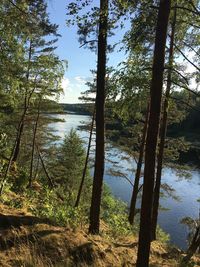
56, 110, 200, 167
1, 202, 199, 267
48, 113, 200, 250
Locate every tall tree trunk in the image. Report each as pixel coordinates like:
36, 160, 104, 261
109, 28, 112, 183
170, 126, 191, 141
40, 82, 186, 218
36, 145, 54, 189
12, 119, 25, 162
0, 131, 20, 195
0, 104, 28, 195
33, 154, 40, 180
183, 226, 200, 263
12, 40, 32, 162
75, 107, 95, 207
28, 98, 41, 187
128, 102, 150, 225
1, 43, 36, 194
89, 0, 108, 234
136, 1, 171, 266
151, 7, 177, 241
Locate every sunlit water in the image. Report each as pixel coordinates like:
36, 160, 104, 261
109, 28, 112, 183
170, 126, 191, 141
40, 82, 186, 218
48, 113, 200, 250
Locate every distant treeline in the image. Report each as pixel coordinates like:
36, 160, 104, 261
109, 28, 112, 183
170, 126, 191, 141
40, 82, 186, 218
169, 103, 200, 166
60, 103, 93, 115
60, 100, 200, 166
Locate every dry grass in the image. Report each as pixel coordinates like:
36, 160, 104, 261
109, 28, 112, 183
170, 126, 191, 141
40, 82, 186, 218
0, 203, 199, 267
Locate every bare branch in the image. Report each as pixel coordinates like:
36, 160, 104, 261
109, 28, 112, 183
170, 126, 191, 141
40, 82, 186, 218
169, 95, 200, 113
108, 169, 134, 187
171, 80, 200, 97
36, 145, 54, 189
172, 5, 200, 15
138, 184, 143, 193
174, 44, 200, 72
181, 40, 200, 58
7, 0, 35, 19
165, 66, 189, 85
177, 19, 200, 29
188, 0, 200, 14
79, 39, 97, 48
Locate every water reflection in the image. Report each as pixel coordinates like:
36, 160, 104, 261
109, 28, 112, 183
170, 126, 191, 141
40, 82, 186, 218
49, 113, 200, 250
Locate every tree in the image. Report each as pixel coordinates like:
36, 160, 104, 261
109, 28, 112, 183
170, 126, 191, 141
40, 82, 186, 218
66, 0, 131, 233
151, 0, 200, 240
11, 0, 60, 163
181, 213, 200, 262
74, 107, 95, 207
0, 0, 64, 194
88, 0, 108, 234
136, 1, 171, 266
151, 5, 177, 241
46, 129, 89, 205
128, 102, 149, 225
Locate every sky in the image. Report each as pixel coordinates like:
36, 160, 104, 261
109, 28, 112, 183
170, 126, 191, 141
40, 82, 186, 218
47, 0, 126, 103
47, 1, 199, 103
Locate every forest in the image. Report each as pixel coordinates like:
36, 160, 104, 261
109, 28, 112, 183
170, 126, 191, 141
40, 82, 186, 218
0, 0, 200, 266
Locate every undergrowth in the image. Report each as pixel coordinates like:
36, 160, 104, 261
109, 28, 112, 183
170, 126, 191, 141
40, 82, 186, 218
0, 130, 170, 244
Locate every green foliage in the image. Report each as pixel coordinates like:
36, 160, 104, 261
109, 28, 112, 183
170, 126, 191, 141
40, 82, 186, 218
66, 0, 136, 52
0, 2, 199, 261
0, 127, 173, 247
29, 188, 88, 229
0, 0, 65, 183
0, 133, 8, 173
156, 225, 170, 244
179, 261, 197, 267
101, 186, 137, 237
180, 214, 200, 248
48, 129, 89, 196
11, 168, 29, 192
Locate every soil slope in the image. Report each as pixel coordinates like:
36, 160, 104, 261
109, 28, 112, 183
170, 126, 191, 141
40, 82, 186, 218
0, 204, 199, 267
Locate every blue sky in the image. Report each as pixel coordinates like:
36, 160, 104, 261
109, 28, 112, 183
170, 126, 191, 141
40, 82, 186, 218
47, 0, 126, 103
47, 1, 199, 103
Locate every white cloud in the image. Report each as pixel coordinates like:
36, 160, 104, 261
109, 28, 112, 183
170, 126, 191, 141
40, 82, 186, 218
60, 77, 74, 103
59, 75, 94, 103
74, 76, 86, 84
61, 77, 71, 92
59, 76, 87, 103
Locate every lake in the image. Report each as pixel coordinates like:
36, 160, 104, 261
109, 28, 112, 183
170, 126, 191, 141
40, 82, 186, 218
48, 113, 200, 250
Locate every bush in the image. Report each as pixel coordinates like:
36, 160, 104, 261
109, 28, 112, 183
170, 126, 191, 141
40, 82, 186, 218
101, 186, 137, 237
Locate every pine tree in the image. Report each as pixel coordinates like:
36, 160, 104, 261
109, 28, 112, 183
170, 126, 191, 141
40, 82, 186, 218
136, 1, 171, 266
88, 0, 108, 234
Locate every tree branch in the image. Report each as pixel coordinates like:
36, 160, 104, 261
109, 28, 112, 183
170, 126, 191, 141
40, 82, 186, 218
8, 0, 31, 16
171, 80, 200, 97
169, 95, 200, 113
79, 39, 97, 48
181, 40, 200, 58
171, 5, 200, 15
177, 19, 200, 29
188, 0, 200, 14
36, 145, 54, 189
165, 66, 189, 85
174, 44, 200, 72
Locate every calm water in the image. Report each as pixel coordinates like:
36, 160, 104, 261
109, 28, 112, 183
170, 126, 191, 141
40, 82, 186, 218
48, 113, 200, 250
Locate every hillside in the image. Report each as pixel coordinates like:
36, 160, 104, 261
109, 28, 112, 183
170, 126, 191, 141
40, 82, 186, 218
0, 203, 199, 267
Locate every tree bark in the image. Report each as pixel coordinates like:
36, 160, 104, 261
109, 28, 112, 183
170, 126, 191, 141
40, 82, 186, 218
28, 99, 41, 187
136, 1, 171, 266
12, 40, 32, 162
128, 102, 150, 225
183, 226, 200, 262
75, 107, 95, 207
12, 119, 24, 162
151, 6, 177, 241
36, 145, 54, 189
89, 0, 108, 234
